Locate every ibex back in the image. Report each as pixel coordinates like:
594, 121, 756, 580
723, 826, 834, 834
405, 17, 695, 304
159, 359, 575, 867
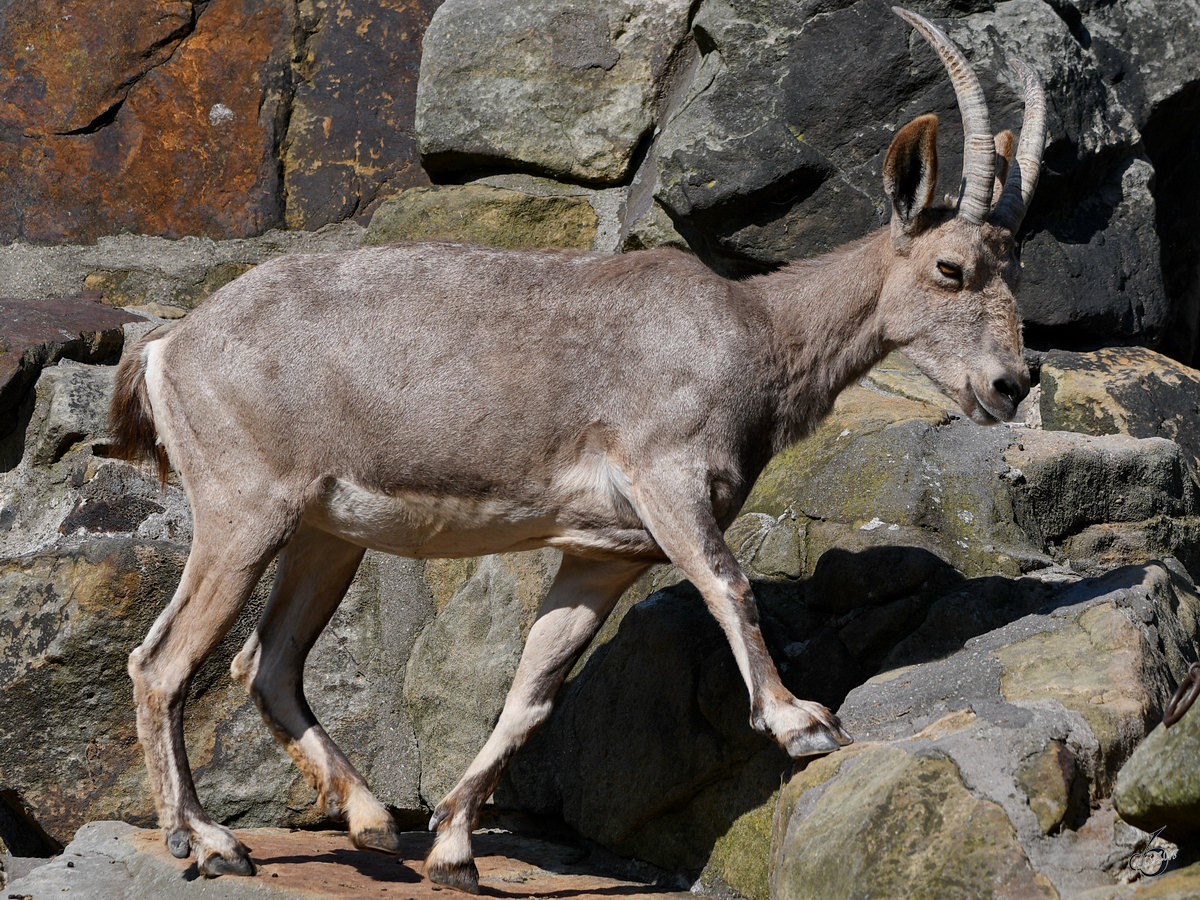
108, 7, 1046, 892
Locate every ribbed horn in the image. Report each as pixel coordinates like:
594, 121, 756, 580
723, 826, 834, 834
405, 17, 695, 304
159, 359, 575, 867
990, 57, 1047, 233
893, 7, 995, 225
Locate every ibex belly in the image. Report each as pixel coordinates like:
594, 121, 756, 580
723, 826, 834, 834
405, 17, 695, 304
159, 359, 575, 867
304, 475, 662, 561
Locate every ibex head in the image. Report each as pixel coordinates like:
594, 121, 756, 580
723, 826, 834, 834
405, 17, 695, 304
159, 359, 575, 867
879, 7, 1046, 424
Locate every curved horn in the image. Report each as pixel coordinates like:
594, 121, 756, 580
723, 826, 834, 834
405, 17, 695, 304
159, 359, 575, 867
893, 7, 994, 224
990, 57, 1047, 233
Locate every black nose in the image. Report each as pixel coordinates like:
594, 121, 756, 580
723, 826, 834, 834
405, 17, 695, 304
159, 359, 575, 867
992, 373, 1029, 406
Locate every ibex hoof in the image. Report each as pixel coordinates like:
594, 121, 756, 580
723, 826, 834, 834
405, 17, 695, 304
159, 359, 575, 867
427, 858, 480, 894
166, 827, 192, 859
786, 723, 854, 758
198, 849, 256, 878
352, 823, 402, 855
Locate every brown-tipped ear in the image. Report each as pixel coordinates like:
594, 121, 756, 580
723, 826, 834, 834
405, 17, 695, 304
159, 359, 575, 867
883, 114, 939, 233
992, 130, 1014, 205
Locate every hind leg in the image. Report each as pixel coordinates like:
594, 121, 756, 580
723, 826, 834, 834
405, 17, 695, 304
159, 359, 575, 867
426, 554, 647, 892
129, 513, 290, 877
230, 521, 398, 853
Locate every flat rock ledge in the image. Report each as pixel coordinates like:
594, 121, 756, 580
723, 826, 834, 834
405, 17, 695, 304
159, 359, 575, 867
3, 821, 692, 899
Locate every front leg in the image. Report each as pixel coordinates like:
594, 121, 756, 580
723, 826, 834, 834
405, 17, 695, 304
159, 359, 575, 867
629, 469, 853, 757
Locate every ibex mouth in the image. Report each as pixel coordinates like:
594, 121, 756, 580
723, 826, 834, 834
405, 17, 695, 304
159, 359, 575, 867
970, 381, 1020, 425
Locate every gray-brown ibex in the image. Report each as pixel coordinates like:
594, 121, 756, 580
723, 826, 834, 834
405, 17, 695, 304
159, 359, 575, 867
109, 7, 1046, 892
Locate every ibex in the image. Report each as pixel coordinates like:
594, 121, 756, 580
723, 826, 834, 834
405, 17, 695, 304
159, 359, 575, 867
108, 7, 1045, 892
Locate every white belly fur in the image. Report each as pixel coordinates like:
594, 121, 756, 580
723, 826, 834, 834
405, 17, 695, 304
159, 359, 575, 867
304, 477, 565, 558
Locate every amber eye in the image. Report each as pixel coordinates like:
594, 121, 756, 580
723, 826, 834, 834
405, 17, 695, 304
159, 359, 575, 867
936, 261, 963, 283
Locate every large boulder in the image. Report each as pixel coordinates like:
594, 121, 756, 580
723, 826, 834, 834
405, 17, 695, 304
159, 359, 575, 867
0, 0, 296, 242
1077, 0, 1200, 365
403, 551, 556, 804
366, 183, 600, 250
772, 560, 1200, 898
1040, 347, 1200, 465
282, 0, 443, 229
416, 0, 694, 184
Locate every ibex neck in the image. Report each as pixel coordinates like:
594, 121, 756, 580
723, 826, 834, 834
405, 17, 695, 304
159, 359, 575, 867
752, 228, 893, 451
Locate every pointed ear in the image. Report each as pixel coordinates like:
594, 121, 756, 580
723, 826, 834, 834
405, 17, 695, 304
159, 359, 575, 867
993, 130, 1014, 205
883, 114, 939, 232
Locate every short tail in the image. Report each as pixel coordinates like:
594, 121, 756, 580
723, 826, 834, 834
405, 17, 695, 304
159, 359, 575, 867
108, 329, 171, 488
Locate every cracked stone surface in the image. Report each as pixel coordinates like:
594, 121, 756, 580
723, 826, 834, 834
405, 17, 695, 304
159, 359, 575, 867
0, 0, 294, 242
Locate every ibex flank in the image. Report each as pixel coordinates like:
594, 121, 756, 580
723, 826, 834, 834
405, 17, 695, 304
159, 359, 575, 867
108, 7, 1046, 893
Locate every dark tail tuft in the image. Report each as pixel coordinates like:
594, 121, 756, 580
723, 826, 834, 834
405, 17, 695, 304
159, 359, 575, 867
108, 331, 171, 489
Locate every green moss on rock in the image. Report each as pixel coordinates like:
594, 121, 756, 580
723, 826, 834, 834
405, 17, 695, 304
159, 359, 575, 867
365, 184, 598, 250
1114, 705, 1200, 842
772, 747, 1053, 899
699, 790, 777, 900
1016, 740, 1078, 834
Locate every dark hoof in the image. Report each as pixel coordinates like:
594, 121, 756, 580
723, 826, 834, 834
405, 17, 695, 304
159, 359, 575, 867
427, 859, 480, 894
166, 827, 192, 859
786, 724, 853, 758
198, 850, 256, 878
353, 824, 402, 855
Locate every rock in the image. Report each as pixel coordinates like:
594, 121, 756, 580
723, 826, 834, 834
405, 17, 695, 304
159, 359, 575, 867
366, 184, 599, 250
1015, 740, 1083, 835
697, 793, 775, 900
403, 551, 556, 805
499, 574, 821, 876
0, 226, 365, 316
0, 293, 136, 410
1040, 347, 1200, 466
621, 200, 689, 253
995, 600, 1169, 792
1113, 683, 1200, 842
1079, 0, 1200, 364
947, 2, 1168, 351
742, 381, 1040, 581
0, 538, 194, 838
0, 0, 295, 242
0, 293, 137, 469
2, 821, 690, 899
772, 747, 1056, 900
0, 531, 436, 842
1004, 430, 1200, 573
0, 0, 194, 137
416, 0, 693, 184
0, 511, 438, 841
770, 560, 1200, 897
21, 363, 114, 470
1018, 157, 1168, 350
283, 0, 441, 229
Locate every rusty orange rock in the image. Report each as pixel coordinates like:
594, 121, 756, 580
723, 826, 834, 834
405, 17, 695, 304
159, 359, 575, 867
0, 0, 294, 242
0, 0, 194, 137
